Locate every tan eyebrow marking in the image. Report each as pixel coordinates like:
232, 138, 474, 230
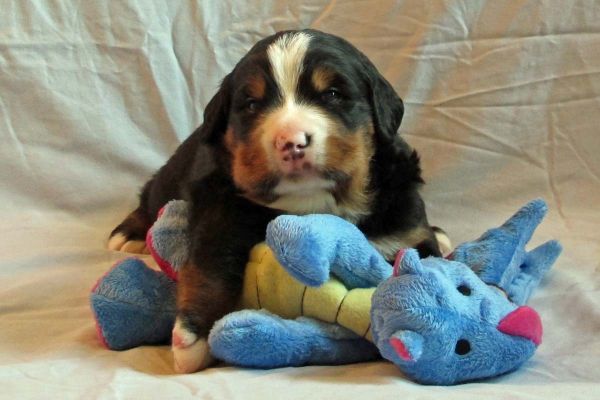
246, 74, 266, 99
311, 67, 336, 92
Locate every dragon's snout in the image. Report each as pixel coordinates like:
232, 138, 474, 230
497, 306, 542, 346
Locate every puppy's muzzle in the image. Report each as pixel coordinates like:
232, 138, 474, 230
274, 131, 314, 175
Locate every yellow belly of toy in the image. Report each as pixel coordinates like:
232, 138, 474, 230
240, 243, 374, 340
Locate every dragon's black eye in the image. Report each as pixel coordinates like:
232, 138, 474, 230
455, 339, 471, 355
457, 284, 472, 296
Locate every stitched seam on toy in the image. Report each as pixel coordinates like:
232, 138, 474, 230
255, 268, 262, 309
300, 285, 308, 315
334, 294, 348, 324
363, 322, 371, 338
255, 248, 269, 309
257, 247, 269, 264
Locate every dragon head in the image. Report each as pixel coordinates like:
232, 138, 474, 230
371, 249, 543, 385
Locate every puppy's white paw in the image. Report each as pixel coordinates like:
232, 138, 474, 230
172, 319, 214, 374
121, 240, 149, 254
434, 230, 452, 257
108, 234, 148, 254
107, 233, 128, 251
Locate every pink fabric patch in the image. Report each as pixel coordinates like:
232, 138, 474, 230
497, 306, 543, 346
393, 249, 407, 277
94, 317, 109, 349
146, 229, 178, 281
390, 337, 413, 361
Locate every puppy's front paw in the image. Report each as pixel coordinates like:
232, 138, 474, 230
107, 233, 149, 254
172, 318, 214, 373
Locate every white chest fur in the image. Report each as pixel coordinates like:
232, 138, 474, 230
267, 177, 364, 223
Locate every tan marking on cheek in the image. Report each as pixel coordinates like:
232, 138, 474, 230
229, 127, 275, 194
324, 123, 375, 219
224, 127, 237, 153
311, 67, 335, 92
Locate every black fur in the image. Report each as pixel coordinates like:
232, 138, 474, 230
111, 29, 441, 345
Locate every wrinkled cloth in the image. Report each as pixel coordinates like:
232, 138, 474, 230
0, 1, 599, 398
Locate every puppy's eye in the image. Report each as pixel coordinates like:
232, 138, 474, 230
321, 88, 341, 102
245, 98, 259, 113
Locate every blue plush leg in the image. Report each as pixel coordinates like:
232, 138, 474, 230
266, 215, 392, 289
507, 240, 562, 305
208, 310, 380, 368
90, 258, 177, 350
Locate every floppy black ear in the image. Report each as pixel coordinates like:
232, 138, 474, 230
363, 62, 405, 148
198, 74, 232, 145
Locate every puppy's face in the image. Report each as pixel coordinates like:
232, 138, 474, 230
207, 30, 404, 219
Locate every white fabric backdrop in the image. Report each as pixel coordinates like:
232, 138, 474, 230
1, 1, 599, 398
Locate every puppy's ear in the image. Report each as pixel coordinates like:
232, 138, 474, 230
362, 61, 404, 147
198, 74, 232, 145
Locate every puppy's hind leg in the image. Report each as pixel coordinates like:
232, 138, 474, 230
108, 206, 153, 254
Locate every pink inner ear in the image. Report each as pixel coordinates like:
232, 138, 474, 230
390, 337, 413, 361
393, 249, 407, 277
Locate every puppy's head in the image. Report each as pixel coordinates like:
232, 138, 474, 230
200, 30, 406, 217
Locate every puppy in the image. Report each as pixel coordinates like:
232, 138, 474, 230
108, 29, 448, 373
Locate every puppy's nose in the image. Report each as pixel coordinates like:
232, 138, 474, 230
275, 131, 312, 161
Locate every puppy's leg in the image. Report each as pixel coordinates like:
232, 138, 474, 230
172, 263, 242, 373
107, 206, 152, 253
170, 171, 278, 373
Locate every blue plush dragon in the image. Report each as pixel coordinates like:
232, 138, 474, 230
209, 199, 561, 384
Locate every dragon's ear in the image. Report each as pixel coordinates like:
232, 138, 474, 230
451, 199, 548, 275
389, 330, 424, 362
393, 249, 424, 276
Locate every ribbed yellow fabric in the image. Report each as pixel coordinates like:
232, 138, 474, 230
241, 243, 374, 339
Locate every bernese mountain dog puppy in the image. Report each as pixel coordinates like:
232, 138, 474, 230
108, 29, 449, 373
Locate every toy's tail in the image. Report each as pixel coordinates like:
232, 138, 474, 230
450, 199, 561, 303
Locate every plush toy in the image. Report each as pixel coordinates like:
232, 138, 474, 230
90, 257, 176, 350
90, 199, 561, 384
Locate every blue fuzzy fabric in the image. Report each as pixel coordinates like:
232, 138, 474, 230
372, 250, 535, 385
266, 214, 392, 288
451, 199, 562, 305
90, 258, 176, 350
224, 200, 560, 385
148, 200, 190, 272
209, 309, 381, 368
370, 199, 562, 384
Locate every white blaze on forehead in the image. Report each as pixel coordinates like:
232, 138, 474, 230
267, 32, 311, 103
